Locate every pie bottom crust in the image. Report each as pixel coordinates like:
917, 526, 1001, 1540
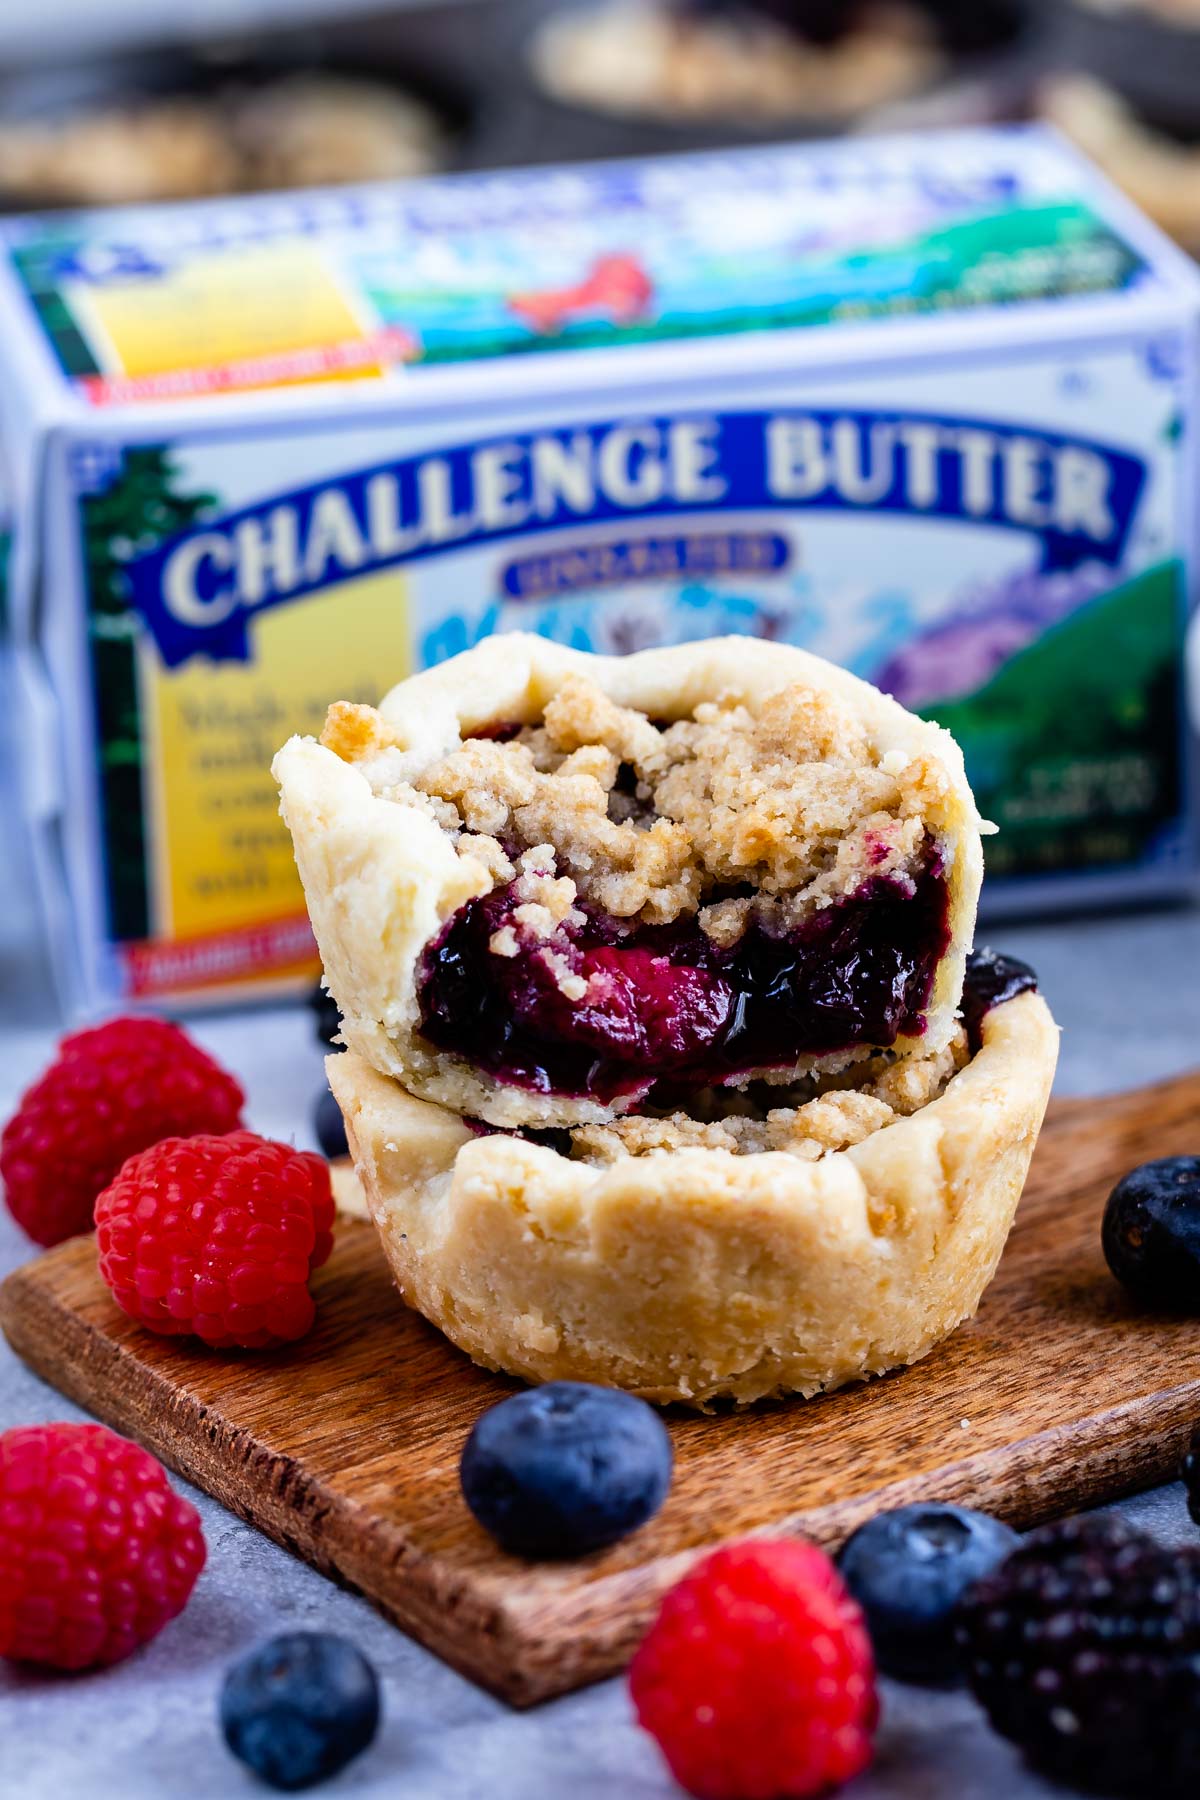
330, 991, 1058, 1408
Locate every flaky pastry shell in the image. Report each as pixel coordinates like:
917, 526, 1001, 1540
329, 989, 1057, 1408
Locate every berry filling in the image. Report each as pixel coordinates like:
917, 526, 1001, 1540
961, 948, 1038, 1052
418, 858, 950, 1104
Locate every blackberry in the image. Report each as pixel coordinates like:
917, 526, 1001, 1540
1103, 1157, 1200, 1308
958, 1514, 1200, 1794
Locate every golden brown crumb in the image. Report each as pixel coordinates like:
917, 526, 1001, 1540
571, 1086, 899, 1164
824, 1027, 966, 1103
418, 739, 539, 837
412, 674, 946, 947
565, 1028, 968, 1163
321, 700, 403, 764
542, 674, 666, 771
651, 686, 948, 918
458, 834, 516, 885
864, 1027, 970, 1113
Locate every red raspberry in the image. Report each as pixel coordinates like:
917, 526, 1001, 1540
0, 1422, 206, 1670
1, 1017, 244, 1247
95, 1130, 335, 1349
629, 1539, 878, 1800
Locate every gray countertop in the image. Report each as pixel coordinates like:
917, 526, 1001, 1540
2, 703, 1199, 1796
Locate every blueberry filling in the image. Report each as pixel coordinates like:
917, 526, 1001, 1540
417, 859, 951, 1103
962, 948, 1038, 1052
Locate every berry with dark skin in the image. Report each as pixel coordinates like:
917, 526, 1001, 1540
221, 1632, 380, 1792
0, 1422, 206, 1670
1102, 1156, 1200, 1308
1, 1016, 244, 1246
837, 1503, 1017, 1682
313, 1087, 348, 1161
958, 1514, 1200, 1795
460, 1382, 673, 1558
961, 947, 1038, 1050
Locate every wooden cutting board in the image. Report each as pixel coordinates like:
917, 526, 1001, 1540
4, 1071, 1200, 1707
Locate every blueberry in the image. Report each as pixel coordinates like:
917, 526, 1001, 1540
220, 1632, 379, 1791
1103, 1157, 1200, 1308
460, 1381, 673, 1558
837, 1503, 1018, 1682
313, 1087, 348, 1161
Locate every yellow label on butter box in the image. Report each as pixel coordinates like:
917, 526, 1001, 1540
64, 243, 413, 405
128, 566, 410, 997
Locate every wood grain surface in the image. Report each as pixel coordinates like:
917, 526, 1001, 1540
4, 1072, 1200, 1706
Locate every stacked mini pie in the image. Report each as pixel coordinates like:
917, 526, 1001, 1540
274, 635, 1058, 1406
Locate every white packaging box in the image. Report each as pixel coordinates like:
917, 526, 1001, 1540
1, 125, 1197, 1012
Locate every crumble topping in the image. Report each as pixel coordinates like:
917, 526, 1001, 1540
402, 673, 951, 943
566, 1027, 969, 1163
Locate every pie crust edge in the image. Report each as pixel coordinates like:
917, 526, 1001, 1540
329, 987, 1058, 1408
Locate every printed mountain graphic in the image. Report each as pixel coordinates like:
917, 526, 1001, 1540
366, 200, 1142, 367
924, 561, 1183, 879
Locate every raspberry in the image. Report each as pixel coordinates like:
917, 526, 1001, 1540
0, 1422, 205, 1669
1, 1017, 244, 1246
96, 1130, 335, 1349
629, 1539, 878, 1800
958, 1514, 1200, 1795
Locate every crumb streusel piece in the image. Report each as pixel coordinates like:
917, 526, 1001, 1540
567, 1025, 969, 1162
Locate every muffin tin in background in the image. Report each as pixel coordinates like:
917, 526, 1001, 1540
0, 0, 1050, 212
1056, 0, 1200, 138
466, 0, 1046, 168
3, 2, 1199, 255
0, 12, 482, 210
1033, 1, 1200, 253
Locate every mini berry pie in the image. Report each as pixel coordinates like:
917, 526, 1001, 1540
275, 636, 1058, 1406
276, 636, 985, 1129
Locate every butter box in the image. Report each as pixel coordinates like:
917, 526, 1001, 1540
3, 125, 1198, 1012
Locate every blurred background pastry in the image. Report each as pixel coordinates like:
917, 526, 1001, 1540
0, 69, 445, 206
531, 0, 1026, 126
1041, 74, 1200, 251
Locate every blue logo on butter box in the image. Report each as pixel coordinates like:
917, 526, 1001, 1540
124, 409, 1148, 668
